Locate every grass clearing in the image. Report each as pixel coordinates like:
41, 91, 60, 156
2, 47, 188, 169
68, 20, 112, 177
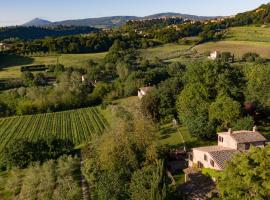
225, 26, 270, 42
99, 96, 141, 130
141, 43, 192, 60
159, 123, 216, 149
32, 52, 107, 67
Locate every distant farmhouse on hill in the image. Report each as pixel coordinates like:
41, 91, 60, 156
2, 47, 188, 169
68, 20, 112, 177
208, 51, 219, 60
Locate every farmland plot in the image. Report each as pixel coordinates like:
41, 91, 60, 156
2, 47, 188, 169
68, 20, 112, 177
0, 107, 109, 155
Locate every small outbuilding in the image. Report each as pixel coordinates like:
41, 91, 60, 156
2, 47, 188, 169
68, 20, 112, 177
208, 51, 219, 60
138, 86, 153, 99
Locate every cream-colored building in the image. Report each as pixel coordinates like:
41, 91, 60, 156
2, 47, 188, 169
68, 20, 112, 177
208, 51, 219, 60
187, 127, 267, 171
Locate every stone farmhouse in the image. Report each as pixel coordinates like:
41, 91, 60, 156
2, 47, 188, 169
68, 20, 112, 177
186, 127, 267, 172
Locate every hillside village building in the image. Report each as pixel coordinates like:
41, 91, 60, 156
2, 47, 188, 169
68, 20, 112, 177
0, 43, 11, 51
185, 127, 267, 178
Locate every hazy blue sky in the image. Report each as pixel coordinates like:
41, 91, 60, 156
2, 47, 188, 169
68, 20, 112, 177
1, 0, 269, 26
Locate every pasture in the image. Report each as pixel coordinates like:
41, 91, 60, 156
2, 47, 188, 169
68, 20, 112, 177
194, 41, 270, 58
0, 107, 109, 156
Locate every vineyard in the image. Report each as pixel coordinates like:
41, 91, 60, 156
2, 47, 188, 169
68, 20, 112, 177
0, 107, 109, 155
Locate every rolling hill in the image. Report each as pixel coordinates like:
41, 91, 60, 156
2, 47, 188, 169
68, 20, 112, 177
22, 13, 218, 28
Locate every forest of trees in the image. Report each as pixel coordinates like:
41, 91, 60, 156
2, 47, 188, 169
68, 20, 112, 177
0, 26, 98, 40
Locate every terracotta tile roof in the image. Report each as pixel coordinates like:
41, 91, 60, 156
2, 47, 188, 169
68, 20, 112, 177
209, 149, 239, 169
193, 146, 239, 169
218, 131, 267, 143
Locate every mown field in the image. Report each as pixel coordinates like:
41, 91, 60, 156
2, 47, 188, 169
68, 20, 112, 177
0, 107, 109, 156
141, 43, 192, 60
195, 26, 270, 58
194, 40, 270, 58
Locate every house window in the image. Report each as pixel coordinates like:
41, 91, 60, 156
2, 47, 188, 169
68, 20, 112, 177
198, 161, 204, 168
218, 136, 224, 142
189, 153, 193, 161
210, 160, 215, 167
245, 143, 250, 150
204, 154, 208, 161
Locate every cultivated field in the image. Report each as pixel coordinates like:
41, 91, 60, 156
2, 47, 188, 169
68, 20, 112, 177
0, 107, 109, 155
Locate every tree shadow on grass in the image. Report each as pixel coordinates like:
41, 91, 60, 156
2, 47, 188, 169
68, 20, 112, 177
0, 54, 34, 69
160, 126, 177, 140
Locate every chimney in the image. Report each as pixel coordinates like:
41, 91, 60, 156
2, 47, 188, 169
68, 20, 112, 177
253, 126, 258, 132
228, 128, 233, 135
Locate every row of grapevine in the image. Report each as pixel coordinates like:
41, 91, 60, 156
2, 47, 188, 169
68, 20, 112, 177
0, 107, 110, 156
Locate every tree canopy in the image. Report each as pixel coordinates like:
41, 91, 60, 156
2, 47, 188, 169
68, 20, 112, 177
217, 145, 270, 200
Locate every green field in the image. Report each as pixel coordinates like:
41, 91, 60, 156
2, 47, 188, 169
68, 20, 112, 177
0, 107, 109, 155
141, 43, 192, 60
159, 123, 216, 149
194, 26, 270, 58
226, 26, 270, 42
0, 52, 107, 79
31, 52, 106, 67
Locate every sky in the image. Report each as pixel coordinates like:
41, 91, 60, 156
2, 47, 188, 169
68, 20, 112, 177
0, 0, 269, 26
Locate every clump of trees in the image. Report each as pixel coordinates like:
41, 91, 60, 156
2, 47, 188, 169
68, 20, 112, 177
1, 155, 81, 200
176, 61, 247, 138
3, 138, 75, 169
0, 26, 98, 41
217, 145, 270, 199
139, 59, 270, 139
82, 113, 167, 200
242, 52, 264, 63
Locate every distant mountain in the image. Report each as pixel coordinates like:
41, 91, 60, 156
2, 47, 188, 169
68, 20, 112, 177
23, 18, 52, 26
22, 13, 218, 29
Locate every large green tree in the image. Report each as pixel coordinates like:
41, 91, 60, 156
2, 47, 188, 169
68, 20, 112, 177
177, 61, 245, 138
209, 94, 241, 129
217, 145, 270, 200
245, 64, 270, 108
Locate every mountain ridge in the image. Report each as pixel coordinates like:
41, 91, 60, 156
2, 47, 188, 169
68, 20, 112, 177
22, 13, 219, 28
